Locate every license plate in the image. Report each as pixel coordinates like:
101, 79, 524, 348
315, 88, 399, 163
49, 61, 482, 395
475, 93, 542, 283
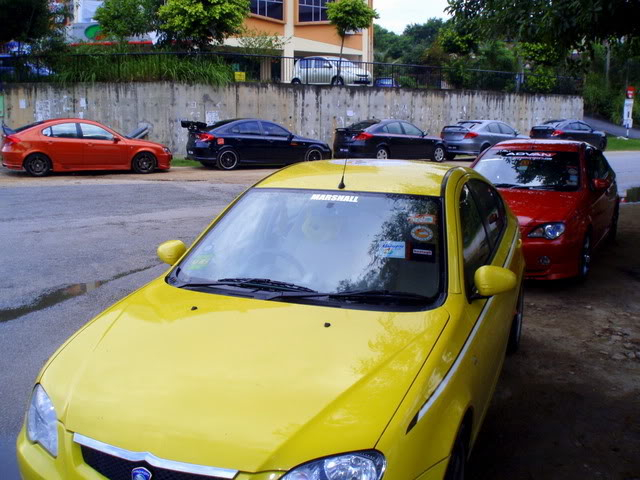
339, 148, 349, 152
449, 146, 458, 150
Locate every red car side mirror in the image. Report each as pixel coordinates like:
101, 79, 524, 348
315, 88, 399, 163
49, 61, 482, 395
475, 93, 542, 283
592, 178, 610, 190
113, 137, 121, 143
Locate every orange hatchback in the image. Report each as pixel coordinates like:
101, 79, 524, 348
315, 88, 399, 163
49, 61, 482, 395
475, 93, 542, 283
1, 118, 172, 176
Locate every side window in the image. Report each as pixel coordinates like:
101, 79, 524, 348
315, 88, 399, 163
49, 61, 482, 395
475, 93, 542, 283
299, 59, 310, 70
401, 122, 423, 136
498, 123, 515, 135
578, 122, 592, 131
79, 124, 114, 141
50, 123, 79, 138
42, 127, 52, 137
487, 123, 501, 134
262, 122, 290, 137
315, 59, 331, 69
568, 122, 581, 130
233, 121, 262, 135
468, 179, 506, 250
386, 122, 403, 134
460, 184, 491, 294
586, 148, 609, 180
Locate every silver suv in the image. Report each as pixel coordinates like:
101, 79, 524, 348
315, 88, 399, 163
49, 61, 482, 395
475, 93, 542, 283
291, 56, 371, 86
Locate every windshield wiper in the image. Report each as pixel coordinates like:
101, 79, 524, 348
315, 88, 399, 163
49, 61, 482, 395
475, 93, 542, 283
493, 183, 520, 188
176, 278, 317, 293
267, 289, 434, 304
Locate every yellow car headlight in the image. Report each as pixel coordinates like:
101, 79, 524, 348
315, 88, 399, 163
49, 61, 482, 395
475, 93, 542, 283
26, 384, 58, 457
281, 451, 385, 480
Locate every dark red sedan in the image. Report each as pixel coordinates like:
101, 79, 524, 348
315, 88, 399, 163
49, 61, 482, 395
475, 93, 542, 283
1, 118, 172, 176
472, 139, 619, 280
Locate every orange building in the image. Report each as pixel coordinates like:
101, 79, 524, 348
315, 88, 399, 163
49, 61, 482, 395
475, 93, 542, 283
227, 0, 374, 67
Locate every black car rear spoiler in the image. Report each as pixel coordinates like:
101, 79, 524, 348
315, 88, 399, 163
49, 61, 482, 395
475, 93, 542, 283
181, 120, 208, 131
1, 123, 15, 136
125, 124, 150, 139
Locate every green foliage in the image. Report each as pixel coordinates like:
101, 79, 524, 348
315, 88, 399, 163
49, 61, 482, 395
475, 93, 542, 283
374, 20, 447, 66
522, 66, 557, 94
158, 0, 250, 48
446, 0, 640, 54
95, 0, 161, 42
327, 0, 379, 37
237, 28, 289, 55
54, 48, 233, 85
0, 0, 55, 43
439, 25, 477, 56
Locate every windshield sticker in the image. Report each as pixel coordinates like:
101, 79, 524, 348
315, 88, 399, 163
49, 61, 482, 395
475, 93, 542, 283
411, 225, 434, 242
408, 213, 437, 225
568, 175, 578, 185
568, 167, 578, 175
377, 241, 406, 259
185, 254, 213, 271
409, 243, 436, 262
310, 194, 358, 203
505, 151, 556, 158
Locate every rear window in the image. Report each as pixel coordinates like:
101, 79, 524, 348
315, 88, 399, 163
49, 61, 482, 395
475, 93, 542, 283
14, 121, 45, 133
543, 120, 562, 127
348, 120, 379, 131
475, 149, 582, 191
458, 121, 481, 129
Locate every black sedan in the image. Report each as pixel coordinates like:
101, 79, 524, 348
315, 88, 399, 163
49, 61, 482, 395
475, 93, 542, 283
183, 118, 332, 169
529, 119, 607, 150
333, 119, 446, 162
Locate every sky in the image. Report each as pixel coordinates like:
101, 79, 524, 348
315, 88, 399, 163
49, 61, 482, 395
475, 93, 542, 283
374, 0, 451, 34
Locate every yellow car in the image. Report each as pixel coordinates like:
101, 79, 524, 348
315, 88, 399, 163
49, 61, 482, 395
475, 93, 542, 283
17, 160, 524, 480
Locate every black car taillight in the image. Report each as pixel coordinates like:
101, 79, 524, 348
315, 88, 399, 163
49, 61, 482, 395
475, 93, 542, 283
551, 130, 564, 136
353, 132, 373, 141
197, 132, 216, 142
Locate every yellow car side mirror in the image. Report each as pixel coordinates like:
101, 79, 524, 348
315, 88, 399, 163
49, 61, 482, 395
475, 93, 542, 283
157, 240, 187, 265
474, 265, 517, 298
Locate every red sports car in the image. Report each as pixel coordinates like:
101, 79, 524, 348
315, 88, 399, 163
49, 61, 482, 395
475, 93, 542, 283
472, 139, 619, 280
1, 118, 172, 176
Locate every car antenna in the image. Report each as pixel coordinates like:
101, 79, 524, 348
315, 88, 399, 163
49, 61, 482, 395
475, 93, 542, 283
338, 145, 349, 189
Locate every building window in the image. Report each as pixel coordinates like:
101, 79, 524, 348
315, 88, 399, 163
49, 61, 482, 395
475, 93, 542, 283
299, 0, 331, 22
250, 0, 284, 20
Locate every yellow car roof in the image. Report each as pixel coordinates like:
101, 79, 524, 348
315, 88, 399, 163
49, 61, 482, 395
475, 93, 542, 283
257, 159, 462, 196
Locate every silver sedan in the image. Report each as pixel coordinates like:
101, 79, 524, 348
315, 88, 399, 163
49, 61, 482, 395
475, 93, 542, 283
441, 120, 526, 159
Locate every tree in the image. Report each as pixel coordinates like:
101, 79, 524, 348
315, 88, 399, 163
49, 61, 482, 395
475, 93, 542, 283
327, 0, 378, 83
446, 0, 640, 53
158, 0, 250, 49
95, 0, 162, 42
0, 0, 52, 44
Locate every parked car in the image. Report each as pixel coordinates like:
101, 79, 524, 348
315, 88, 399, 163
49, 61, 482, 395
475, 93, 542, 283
0, 54, 53, 80
472, 139, 619, 280
182, 118, 331, 170
334, 119, 447, 161
1, 119, 171, 176
374, 77, 401, 88
441, 120, 525, 159
17, 159, 524, 480
529, 119, 607, 150
291, 56, 371, 86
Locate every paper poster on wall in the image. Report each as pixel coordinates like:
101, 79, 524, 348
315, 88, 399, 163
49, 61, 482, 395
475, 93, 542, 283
206, 111, 220, 124
78, 111, 84, 119
19, 99, 27, 109
80, 98, 87, 108
347, 110, 355, 117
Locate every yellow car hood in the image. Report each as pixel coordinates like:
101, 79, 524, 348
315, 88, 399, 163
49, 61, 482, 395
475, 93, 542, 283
43, 279, 448, 473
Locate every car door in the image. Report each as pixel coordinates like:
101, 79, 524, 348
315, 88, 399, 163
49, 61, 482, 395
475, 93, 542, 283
586, 147, 617, 245
564, 122, 583, 141
315, 58, 334, 85
498, 122, 518, 140
78, 123, 125, 169
228, 120, 266, 162
41, 122, 84, 168
400, 121, 430, 159
485, 122, 504, 146
261, 121, 295, 163
578, 121, 601, 147
458, 178, 515, 419
383, 121, 408, 157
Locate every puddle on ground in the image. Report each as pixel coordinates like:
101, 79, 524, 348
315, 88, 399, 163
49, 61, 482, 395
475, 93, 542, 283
0, 265, 157, 323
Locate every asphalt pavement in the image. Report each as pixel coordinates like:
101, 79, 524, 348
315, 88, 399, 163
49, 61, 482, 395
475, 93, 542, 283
585, 115, 640, 139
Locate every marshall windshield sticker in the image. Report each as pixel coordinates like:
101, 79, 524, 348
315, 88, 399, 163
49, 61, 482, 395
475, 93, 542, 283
310, 194, 359, 203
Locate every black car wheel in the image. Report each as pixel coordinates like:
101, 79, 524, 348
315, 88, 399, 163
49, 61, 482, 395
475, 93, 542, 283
432, 145, 446, 163
507, 285, 524, 355
217, 149, 239, 170
331, 76, 345, 86
444, 426, 467, 480
291, 79, 301, 85
599, 137, 607, 151
304, 148, 323, 161
24, 153, 51, 177
132, 152, 156, 174
376, 147, 389, 159
479, 143, 491, 154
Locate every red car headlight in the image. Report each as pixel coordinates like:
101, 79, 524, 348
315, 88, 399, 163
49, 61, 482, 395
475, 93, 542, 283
528, 223, 565, 240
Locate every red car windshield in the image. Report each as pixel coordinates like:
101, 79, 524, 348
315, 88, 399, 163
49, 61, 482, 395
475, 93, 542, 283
475, 150, 581, 191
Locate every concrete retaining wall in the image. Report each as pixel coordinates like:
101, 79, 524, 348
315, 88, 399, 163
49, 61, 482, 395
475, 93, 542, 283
3, 83, 583, 154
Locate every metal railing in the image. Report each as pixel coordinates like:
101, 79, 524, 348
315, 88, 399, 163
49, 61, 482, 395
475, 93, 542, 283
0, 50, 582, 95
